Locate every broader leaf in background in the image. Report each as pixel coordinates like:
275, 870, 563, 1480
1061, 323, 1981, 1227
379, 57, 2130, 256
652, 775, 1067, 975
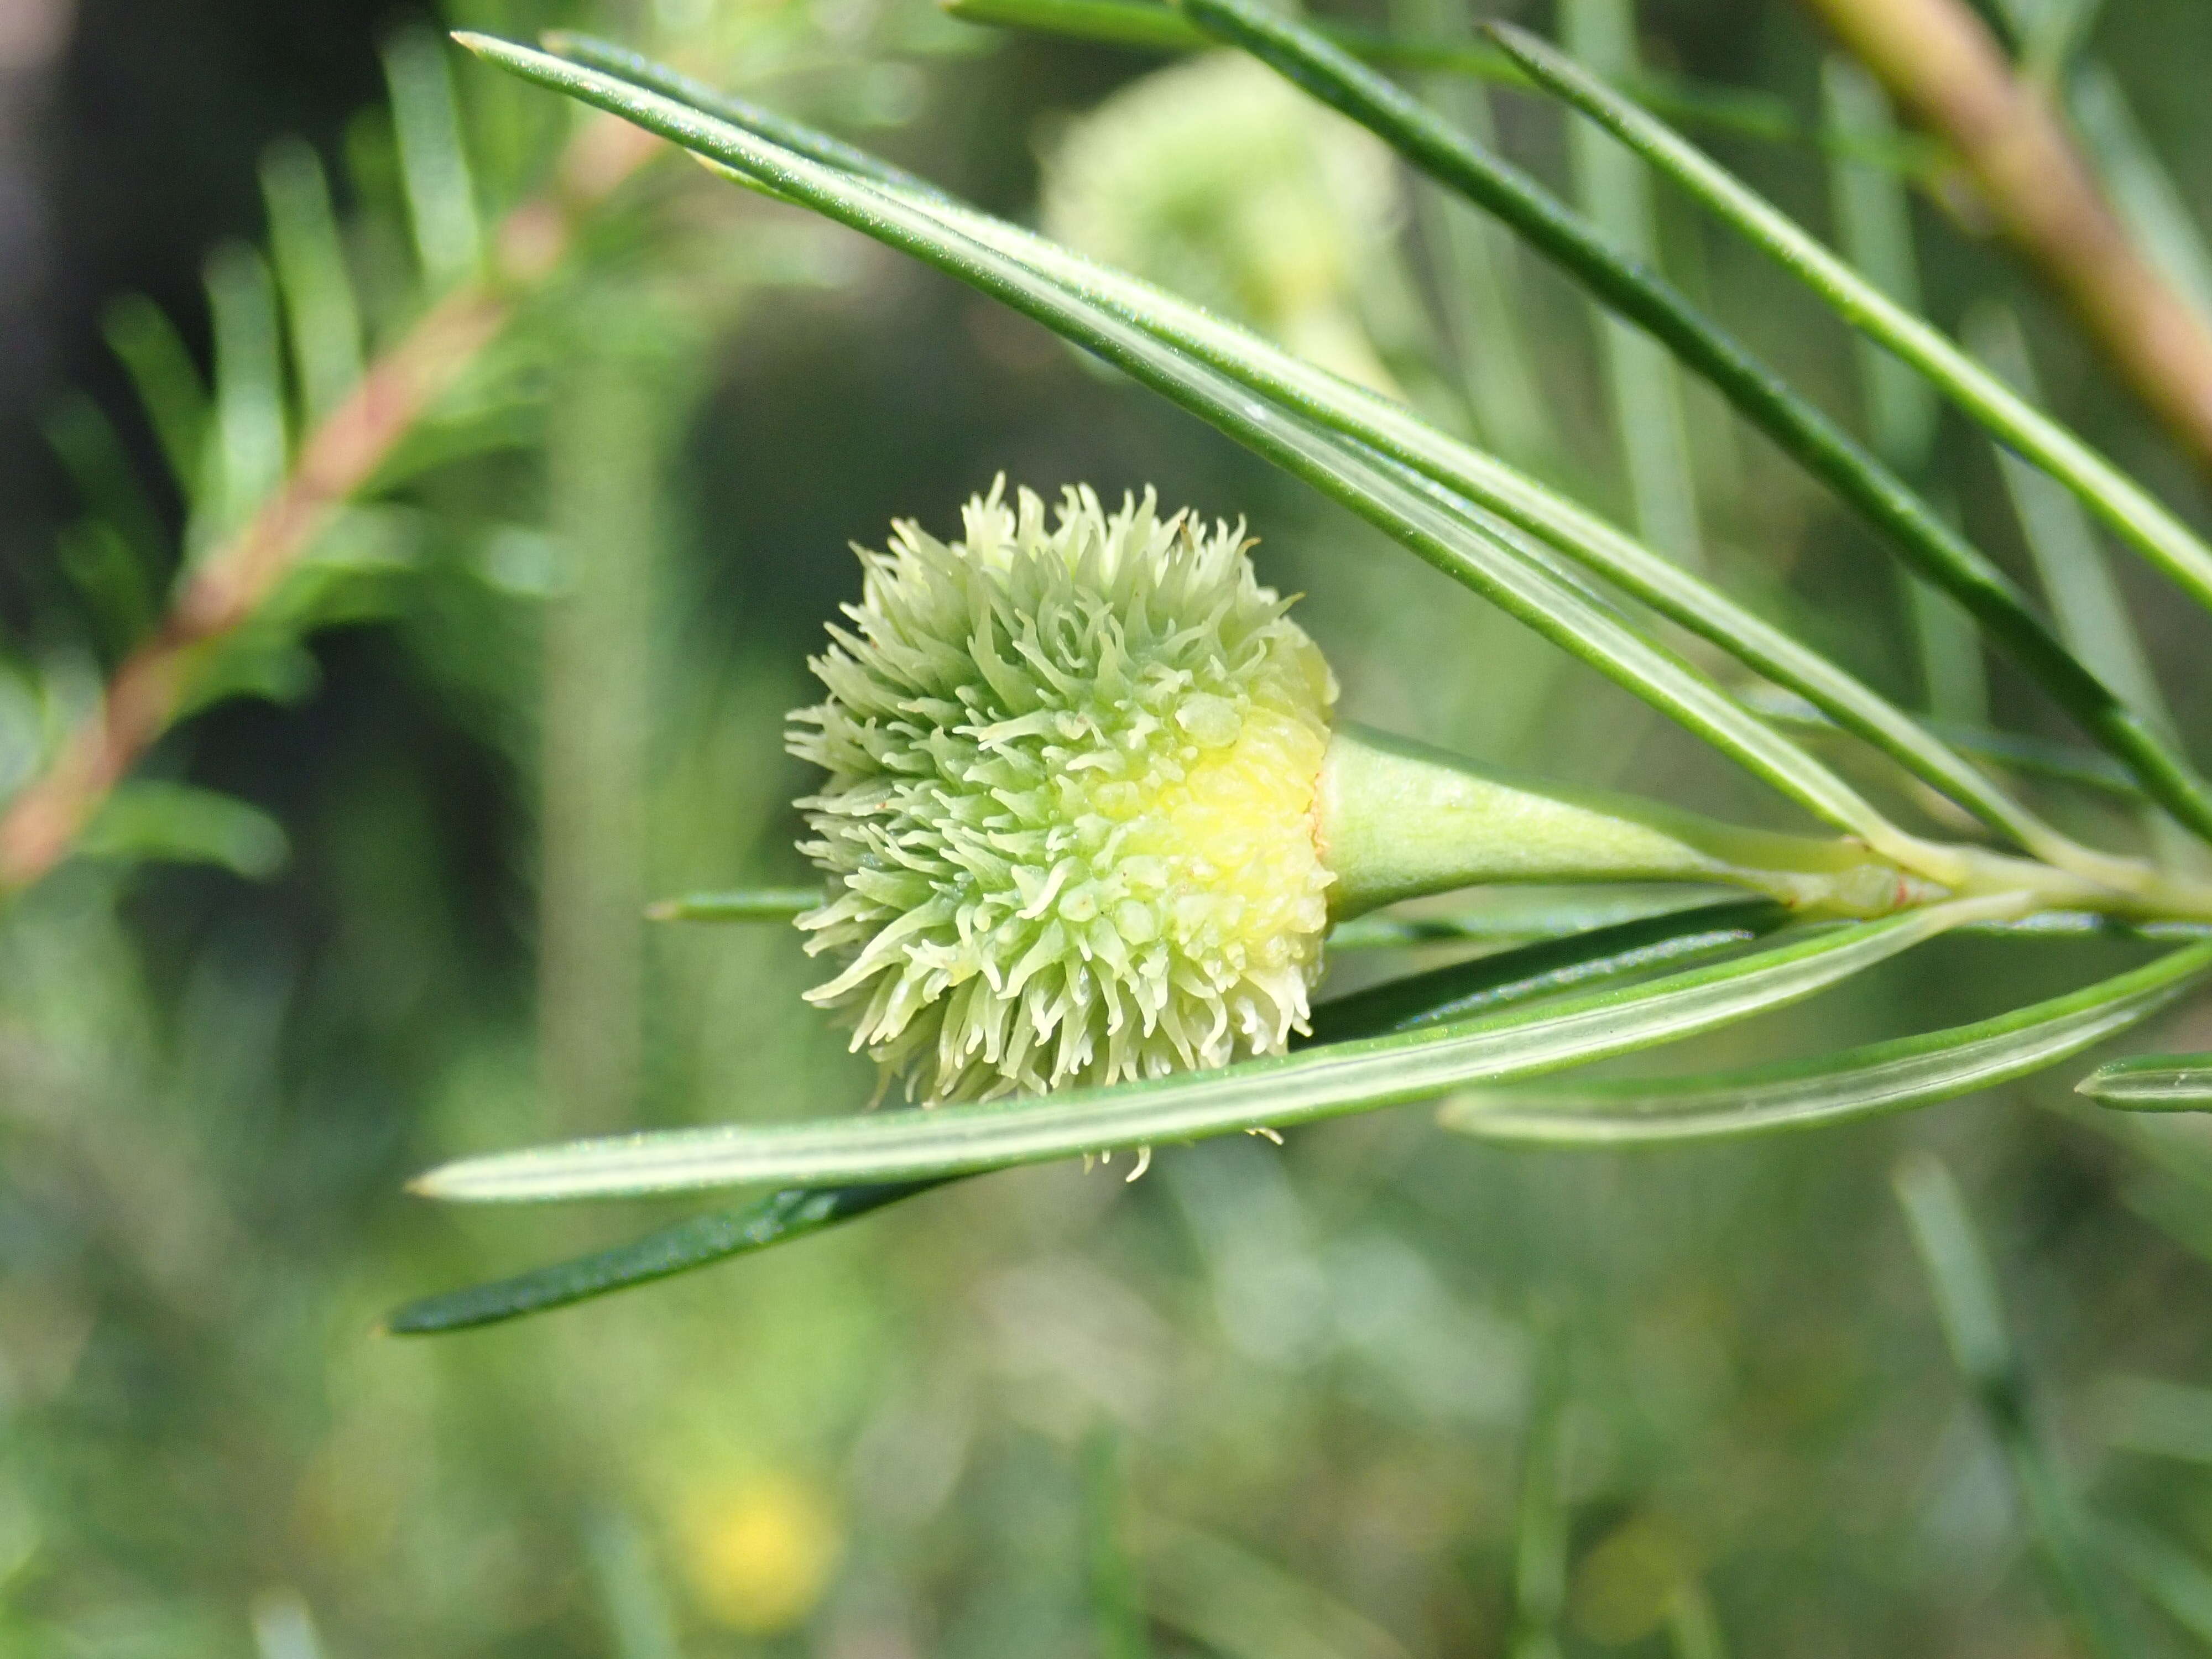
76, 780, 290, 880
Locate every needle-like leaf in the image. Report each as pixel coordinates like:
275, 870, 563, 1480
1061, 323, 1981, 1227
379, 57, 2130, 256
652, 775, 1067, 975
383, 1181, 943, 1333
383, 27, 485, 291
262, 139, 367, 425
1324, 887, 1742, 949
409, 894, 2017, 1203
102, 295, 211, 499
2077, 1052, 2212, 1111
1487, 22, 2212, 624
1312, 898, 1787, 1042
1441, 940, 2212, 1143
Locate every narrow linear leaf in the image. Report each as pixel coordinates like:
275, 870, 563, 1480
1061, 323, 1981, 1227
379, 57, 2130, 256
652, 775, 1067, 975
644, 885, 820, 922
78, 781, 290, 880
1325, 885, 1743, 949
1441, 940, 2212, 1144
1313, 898, 1788, 1042
585, 1511, 687, 1659
2095, 1516, 2212, 1647
1485, 23, 2212, 626
1822, 56, 1986, 729
1823, 58, 1938, 473
474, 32, 1925, 867
2077, 1052, 2212, 1112
1969, 914, 2212, 942
2070, 64, 2212, 324
200, 242, 290, 548
387, 896, 2095, 1328
1970, 305, 2172, 729
1389, 0, 1557, 469
1141, 1520, 1415, 1659
1510, 1326, 1572, 1653
1082, 1430, 1152, 1659
102, 294, 210, 498
1972, 302, 2197, 868
410, 894, 2018, 1203
545, 35, 947, 198
1176, 0, 2212, 845
384, 1181, 942, 1333
384, 27, 484, 290
43, 392, 169, 582
262, 138, 367, 424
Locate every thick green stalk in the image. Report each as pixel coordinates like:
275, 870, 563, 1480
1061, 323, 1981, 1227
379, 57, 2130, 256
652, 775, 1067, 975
1322, 724, 2212, 924
1169, 0, 2212, 846
1320, 725, 1936, 920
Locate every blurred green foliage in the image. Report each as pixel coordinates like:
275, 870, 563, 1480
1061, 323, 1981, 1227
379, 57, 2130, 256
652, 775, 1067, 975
8, 0, 2212, 1655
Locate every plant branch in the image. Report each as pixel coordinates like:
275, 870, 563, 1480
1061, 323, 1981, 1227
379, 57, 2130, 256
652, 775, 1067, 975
0, 114, 661, 897
1801, 0, 2212, 476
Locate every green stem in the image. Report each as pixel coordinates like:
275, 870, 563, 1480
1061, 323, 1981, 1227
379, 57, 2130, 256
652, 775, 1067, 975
1319, 725, 1936, 920
1321, 724, 2212, 924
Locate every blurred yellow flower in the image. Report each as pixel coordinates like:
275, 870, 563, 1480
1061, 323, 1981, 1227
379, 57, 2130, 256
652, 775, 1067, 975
674, 1472, 843, 1634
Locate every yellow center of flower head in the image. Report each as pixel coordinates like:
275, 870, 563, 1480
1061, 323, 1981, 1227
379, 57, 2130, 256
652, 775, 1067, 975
789, 479, 1338, 1103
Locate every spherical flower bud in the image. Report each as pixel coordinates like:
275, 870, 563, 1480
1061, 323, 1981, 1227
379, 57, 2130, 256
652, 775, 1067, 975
789, 479, 1339, 1103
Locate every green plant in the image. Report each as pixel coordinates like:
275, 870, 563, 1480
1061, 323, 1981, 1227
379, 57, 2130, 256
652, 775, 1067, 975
375, 9, 2212, 1361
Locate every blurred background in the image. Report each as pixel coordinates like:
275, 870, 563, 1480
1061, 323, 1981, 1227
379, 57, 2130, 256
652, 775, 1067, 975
8, 0, 2212, 1652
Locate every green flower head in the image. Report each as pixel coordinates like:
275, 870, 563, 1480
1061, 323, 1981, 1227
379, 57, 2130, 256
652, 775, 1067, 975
789, 480, 1338, 1103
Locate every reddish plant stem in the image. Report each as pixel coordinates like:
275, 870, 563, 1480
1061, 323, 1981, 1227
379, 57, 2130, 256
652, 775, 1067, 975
0, 116, 660, 895
1800, 0, 2212, 475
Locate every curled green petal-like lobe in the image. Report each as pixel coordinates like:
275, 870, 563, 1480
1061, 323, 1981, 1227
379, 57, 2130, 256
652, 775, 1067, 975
789, 479, 1337, 1102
